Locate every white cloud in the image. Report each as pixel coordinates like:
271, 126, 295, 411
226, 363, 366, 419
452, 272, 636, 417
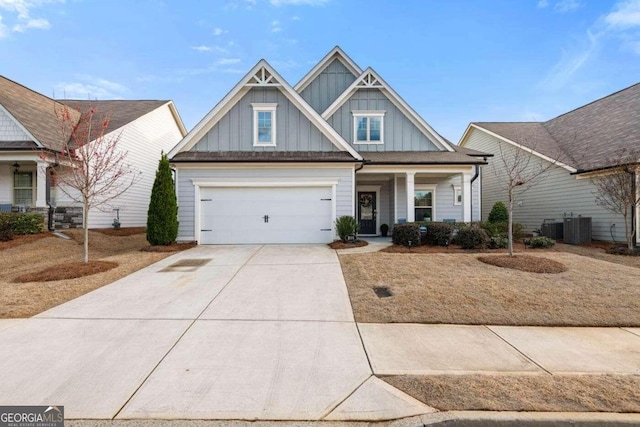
270, 19, 282, 32
0, 14, 7, 38
291, 15, 300, 20
270, 0, 329, 6
56, 76, 128, 100
554, 0, 581, 13
605, 0, 640, 29
13, 17, 49, 32
191, 45, 212, 52
539, 30, 600, 91
212, 27, 227, 36
537, 0, 549, 8
216, 57, 241, 65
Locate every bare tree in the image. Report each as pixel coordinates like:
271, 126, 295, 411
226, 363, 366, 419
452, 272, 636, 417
592, 149, 640, 250
492, 132, 564, 256
51, 104, 140, 262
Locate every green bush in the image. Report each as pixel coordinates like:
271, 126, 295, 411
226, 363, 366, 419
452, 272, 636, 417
147, 153, 179, 245
423, 222, 454, 246
488, 201, 509, 223
0, 222, 13, 241
480, 221, 525, 242
456, 226, 490, 249
524, 236, 556, 248
606, 246, 640, 256
489, 234, 509, 249
0, 212, 43, 235
335, 216, 359, 242
392, 223, 421, 247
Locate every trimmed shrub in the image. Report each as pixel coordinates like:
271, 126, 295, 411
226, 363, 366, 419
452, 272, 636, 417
480, 221, 525, 242
423, 222, 454, 246
524, 236, 556, 248
456, 226, 490, 249
488, 201, 509, 223
392, 223, 421, 247
0, 223, 13, 241
335, 215, 359, 242
606, 246, 640, 256
147, 153, 179, 246
0, 212, 43, 235
489, 234, 509, 249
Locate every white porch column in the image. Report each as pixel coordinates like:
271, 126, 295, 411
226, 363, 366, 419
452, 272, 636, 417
463, 171, 472, 223
35, 161, 47, 208
406, 172, 415, 222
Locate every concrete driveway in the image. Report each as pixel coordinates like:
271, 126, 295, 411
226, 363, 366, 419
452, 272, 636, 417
0, 245, 432, 421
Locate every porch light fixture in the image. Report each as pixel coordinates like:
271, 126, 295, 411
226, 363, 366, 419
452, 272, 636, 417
12, 162, 20, 174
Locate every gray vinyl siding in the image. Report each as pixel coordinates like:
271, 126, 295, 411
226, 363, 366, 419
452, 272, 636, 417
191, 87, 337, 153
175, 166, 354, 241
390, 175, 468, 223
300, 59, 357, 114
472, 174, 481, 222
356, 180, 391, 229
396, 176, 407, 221
326, 89, 440, 152
465, 128, 627, 242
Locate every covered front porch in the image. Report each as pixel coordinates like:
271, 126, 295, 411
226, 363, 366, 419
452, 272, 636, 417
0, 155, 48, 211
354, 165, 479, 236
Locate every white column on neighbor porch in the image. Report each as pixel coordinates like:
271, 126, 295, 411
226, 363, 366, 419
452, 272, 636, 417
636, 170, 640, 245
462, 171, 472, 223
35, 160, 47, 208
406, 171, 415, 222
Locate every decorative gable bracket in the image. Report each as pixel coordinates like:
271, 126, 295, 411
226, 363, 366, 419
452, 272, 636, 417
355, 72, 383, 88
246, 67, 281, 87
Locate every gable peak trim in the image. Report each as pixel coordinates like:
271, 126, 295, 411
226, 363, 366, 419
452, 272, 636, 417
294, 46, 363, 93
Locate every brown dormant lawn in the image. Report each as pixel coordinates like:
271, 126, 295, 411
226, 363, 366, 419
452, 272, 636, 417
384, 374, 640, 412
339, 251, 640, 326
0, 229, 173, 318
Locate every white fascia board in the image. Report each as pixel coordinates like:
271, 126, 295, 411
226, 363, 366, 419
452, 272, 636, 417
166, 101, 188, 137
171, 162, 359, 169
294, 46, 362, 93
457, 123, 475, 147
321, 67, 454, 152
0, 103, 43, 148
467, 124, 577, 173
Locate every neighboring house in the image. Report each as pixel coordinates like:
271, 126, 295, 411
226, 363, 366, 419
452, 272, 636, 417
0, 75, 186, 228
459, 82, 640, 245
169, 47, 490, 244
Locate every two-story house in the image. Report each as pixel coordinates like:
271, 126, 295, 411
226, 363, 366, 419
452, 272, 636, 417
169, 47, 490, 244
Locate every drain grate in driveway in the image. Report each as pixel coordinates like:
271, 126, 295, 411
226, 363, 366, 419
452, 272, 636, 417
161, 258, 211, 272
373, 286, 393, 298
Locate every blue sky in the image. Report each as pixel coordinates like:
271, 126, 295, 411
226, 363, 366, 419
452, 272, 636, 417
1, 0, 640, 142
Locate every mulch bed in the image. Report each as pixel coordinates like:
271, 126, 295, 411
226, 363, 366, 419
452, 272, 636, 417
141, 242, 197, 252
13, 261, 119, 283
477, 254, 568, 273
0, 233, 48, 251
328, 240, 369, 249
381, 242, 531, 253
93, 227, 146, 237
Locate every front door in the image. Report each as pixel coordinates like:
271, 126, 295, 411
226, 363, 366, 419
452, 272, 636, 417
357, 191, 376, 235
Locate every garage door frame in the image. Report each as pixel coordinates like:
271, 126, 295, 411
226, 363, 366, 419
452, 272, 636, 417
191, 178, 339, 244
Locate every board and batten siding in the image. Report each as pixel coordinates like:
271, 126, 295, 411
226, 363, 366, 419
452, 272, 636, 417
299, 59, 357, 114
56, 104, 184, 228
356, 180, 391, 228
465, 128, 626, 242
326, 89, 440, 152
176, 166, 354, 241
0, 108, 30, 141
191, 87, 337, 153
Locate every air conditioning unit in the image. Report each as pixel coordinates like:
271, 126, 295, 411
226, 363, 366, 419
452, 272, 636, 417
541, 220, 564, 240
563, 217, 592, 244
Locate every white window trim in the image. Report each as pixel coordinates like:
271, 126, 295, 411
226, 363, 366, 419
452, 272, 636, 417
414, 184, 436, 222
13, 170, 35, 207
252, 103, 277, 147
352, 111, 385, 145
453, 185, 462, 206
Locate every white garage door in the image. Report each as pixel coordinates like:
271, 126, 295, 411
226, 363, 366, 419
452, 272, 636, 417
199, 186, 334, 244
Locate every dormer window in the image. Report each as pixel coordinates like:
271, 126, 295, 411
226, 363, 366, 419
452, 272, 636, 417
353, 111, 385, 144
252, 103, 277, 146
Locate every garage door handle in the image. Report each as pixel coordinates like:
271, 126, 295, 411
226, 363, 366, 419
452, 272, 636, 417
321, 198, 332, 201
200, 199, 212, 202
201, 229, 211, 232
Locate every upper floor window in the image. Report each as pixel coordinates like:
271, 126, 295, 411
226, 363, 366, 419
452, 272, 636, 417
252, 103, 277, 146
353, 111, 385, 144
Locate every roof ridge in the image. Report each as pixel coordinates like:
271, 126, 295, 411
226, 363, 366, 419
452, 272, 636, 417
546, 81, 640, 123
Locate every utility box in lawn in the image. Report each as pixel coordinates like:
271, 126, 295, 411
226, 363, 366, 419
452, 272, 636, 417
563, 217, 592, 244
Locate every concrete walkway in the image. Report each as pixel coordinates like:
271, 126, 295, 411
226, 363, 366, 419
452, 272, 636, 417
0, 245, 433, 421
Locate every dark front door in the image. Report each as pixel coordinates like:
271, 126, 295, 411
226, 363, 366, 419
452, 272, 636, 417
358, 191, 376, 234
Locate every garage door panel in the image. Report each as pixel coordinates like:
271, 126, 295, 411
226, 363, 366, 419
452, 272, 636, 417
199, 187, 334, 244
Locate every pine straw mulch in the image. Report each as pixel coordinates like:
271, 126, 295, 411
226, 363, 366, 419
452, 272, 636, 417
383, 374, 640, 413
141, 242, 198, 252
0, 233, 49, 251
92, 227, 146, 237
13, 261, 119, 283
381, 242, 531, 254
477, 254, 568, 274
328, 240, 369, 250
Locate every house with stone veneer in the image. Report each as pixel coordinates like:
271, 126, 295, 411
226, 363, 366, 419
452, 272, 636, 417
169, 47, 491, 244
0, 75, 186, 229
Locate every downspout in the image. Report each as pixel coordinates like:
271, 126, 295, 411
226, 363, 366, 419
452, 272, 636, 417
469, 162, 482, 222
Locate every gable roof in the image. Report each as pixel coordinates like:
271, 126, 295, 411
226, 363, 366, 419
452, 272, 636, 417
168, 59, 362, 160
0, 75, 81, 151
461, 82, 640, 173
294, 46, 362, 93
321, 67, 455, 152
